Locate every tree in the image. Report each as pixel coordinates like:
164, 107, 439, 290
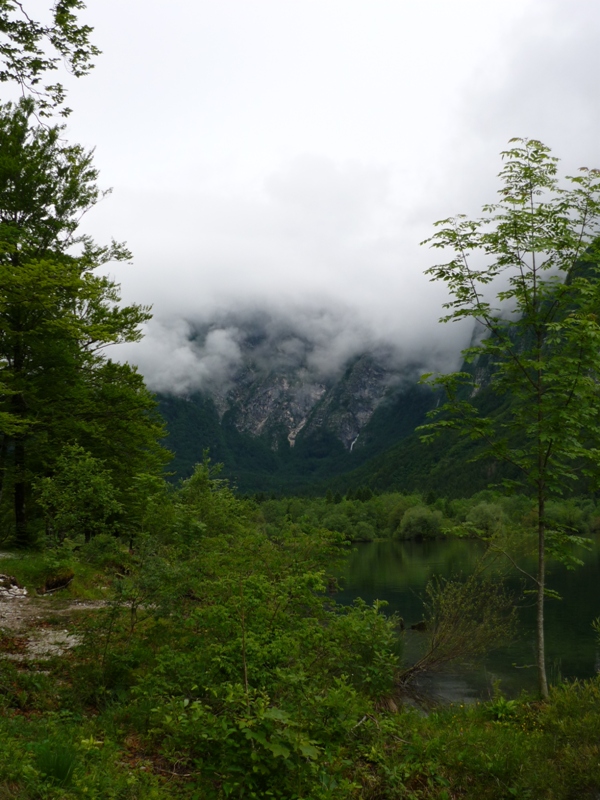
420, 138, 600, 697
0, 98, 167, 546
0, 0, 98, 115
36, 444, 122, 543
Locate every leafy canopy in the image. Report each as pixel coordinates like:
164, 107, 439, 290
0, 98, 167, 545
0, 0, 99, 115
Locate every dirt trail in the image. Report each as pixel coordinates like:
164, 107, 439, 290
0, 596, 104, 632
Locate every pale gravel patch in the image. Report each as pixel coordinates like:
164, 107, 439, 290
0, 596, 107, 661
0, 596, 45, 632
3, 629, 82, 661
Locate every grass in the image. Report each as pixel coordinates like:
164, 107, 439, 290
387, 682, 600, 799
0, 680, 598, 798
0, 551, 116, 600
33, 740, 78, 786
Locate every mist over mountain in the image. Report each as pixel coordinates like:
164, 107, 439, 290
121, 300, 470, 401
143, 306, 450, 493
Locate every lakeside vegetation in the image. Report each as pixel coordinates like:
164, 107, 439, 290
257, 489, 600, 543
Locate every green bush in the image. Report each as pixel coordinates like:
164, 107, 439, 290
387, 494, 422, 535
545, 499, 589, 536
321, 511, 352, 536
352, 520, 376, 541
397, 505, 442, 540
33, 739, 78, 786
466, 501, 506, 536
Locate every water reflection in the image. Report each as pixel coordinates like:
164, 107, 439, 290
337, 536, 600, 699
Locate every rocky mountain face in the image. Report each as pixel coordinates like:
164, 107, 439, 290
157, 318, 435, 491
218, 366, 328, 448
200, 350, 415, 453
300, 355, 394, 450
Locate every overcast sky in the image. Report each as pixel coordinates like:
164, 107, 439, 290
30, 0, 600, 392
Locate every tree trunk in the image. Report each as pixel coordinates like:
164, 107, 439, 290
11, 371, 29, 548
13, 434, 28, 548
537, 496, 549, 699
0, 434, 8, 506
11, 332, 30, 549
536, 326, 549, 700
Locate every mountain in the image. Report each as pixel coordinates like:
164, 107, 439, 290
157, 255, 600, 498
156, 320, 437, 493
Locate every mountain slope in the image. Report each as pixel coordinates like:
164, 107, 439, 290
157, 366, 436, 493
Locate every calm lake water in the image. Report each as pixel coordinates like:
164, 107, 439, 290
337, 536, 600, 701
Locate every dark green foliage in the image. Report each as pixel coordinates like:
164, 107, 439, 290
33, 739, 78, 786
0, 99, 168, 545
69, 464, 403, 797
0, 477, 598, 797
464, 501, 507, 542
330, 384, 519, 498
158, 391, 279, 485
397, 505, 443, 540
261, 494, 387, 542
36, 444, 122, 543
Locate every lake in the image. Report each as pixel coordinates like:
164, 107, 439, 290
336, 536, 600, 702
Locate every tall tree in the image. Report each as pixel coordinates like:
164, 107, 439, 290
0, 0, 98, 114
421, 139, 600, 698
0, 98, 167, 546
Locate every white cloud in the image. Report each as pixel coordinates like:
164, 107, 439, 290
48, 0, 600, 393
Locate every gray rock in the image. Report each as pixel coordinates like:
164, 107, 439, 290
0, 574, 27, 599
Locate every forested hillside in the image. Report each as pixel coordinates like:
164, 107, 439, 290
158, 355, 526, 498
158, 379, 437, 494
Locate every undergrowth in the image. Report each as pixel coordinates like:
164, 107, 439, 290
0, 473, 597, 798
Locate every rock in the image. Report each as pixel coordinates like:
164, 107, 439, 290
0, 574, 27, 598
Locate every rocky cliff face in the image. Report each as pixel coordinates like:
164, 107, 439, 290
157, 318, 435, 490
201, 347, 412, 452
300, 354, 395, 450
223, 366, 328, 448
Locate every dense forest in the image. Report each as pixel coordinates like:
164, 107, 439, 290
0, 3, 600, 798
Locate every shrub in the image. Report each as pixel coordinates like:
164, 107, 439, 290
545, 500, 589, 536
321, 511, 352, 536
387, 494, 422, 534
466, 502, 506, 536
397, 505, 442, 540
33, 739, 78, 786
352, 521, 376, 541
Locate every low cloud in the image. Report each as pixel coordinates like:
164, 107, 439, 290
109, 154, 472, 395
117, 300, 470, 397
91, 0, 600, 397
123, 319, 243, 395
